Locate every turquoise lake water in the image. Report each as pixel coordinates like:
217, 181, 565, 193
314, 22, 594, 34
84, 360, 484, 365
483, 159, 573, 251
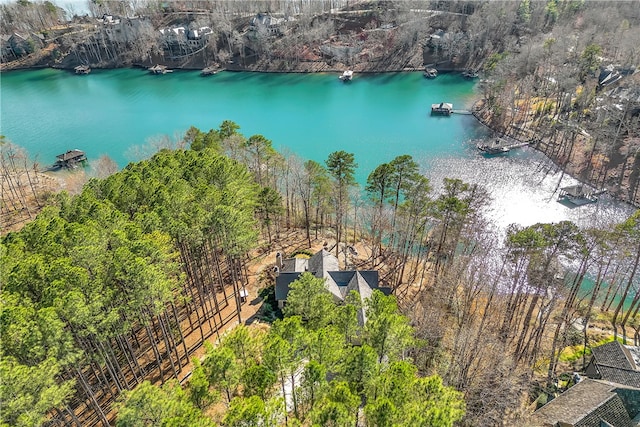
1, 68, 635, 232
1, 68, 481, 180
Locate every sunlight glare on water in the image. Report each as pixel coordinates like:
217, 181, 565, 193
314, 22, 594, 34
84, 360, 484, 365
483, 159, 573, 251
422, 147, 636, 236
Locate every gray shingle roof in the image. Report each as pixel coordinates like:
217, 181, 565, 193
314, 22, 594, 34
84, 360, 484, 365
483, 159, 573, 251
531, 379, 636, 427
275, 272, 305, 301
281, 257, 308, 273
592, 341, 637, 370
588, 341, 640, 388
308, 249, 340, 277
274, 250, 388, 311
593, 366, 640, 389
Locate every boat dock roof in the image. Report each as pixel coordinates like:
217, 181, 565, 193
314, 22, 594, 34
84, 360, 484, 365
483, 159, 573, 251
432, 102, 453, 110
561, 185, 587, 198
56, 149, 86, 161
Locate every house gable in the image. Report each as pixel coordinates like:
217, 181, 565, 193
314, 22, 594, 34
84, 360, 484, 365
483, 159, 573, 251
531, 379, 638, 427
274, 249, 389, 313
585, 341, 640, 388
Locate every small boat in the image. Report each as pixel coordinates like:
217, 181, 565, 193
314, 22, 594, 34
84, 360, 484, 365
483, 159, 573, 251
339, 70, 353, 82
424, 68, 438, 78
74, 65, 91, 74
149, 64, 173, 74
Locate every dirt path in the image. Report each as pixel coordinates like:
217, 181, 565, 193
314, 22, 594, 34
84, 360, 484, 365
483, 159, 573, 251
174, 230, 338, 382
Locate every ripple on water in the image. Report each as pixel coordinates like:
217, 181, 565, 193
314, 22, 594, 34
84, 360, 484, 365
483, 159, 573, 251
421, 146, 636, 237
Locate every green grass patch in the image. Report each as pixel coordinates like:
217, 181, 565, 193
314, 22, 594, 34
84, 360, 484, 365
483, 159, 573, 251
559, 345, 590, 362
560, 336, 627, 362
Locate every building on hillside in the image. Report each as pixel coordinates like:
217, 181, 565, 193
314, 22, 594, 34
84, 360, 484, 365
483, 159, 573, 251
530, 378, 640, 427
1, 34, 14, 62
598, 64, 636, 89
248, 13, 287, 38
159, 24, 213, 57
5, 32, 43, 58
584, 340, 640, 388
274, 249, 390, 325
186, 26, 213, 48
95, 15, 153, 45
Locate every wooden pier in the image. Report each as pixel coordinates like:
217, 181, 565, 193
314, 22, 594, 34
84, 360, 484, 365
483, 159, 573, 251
477, 137, 532, 155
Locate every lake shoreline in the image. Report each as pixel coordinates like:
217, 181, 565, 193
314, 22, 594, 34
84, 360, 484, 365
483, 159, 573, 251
2, 65, 637, 211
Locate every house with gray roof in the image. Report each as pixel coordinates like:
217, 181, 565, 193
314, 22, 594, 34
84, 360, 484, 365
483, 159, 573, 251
274, 249, 390, 325
530, 379, 640, 427
585, 341, 640, 388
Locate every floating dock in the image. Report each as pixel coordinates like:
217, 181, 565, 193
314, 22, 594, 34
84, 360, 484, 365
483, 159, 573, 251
477, 136, 531, 155
424, 68, 438, 78
477, 139, 510, 154
462, 70, 479, 79
201, 66, 218, 76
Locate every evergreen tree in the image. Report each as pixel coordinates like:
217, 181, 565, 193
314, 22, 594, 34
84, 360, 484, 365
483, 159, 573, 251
283, 272, 336, 330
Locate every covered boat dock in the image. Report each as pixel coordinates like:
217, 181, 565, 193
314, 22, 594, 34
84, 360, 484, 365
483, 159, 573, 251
431, 102, 453, 116
51, 149, 87, 169
558, 184, 601, 206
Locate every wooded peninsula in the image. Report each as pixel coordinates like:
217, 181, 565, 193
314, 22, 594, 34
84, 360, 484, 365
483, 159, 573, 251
1, 1, 640, 427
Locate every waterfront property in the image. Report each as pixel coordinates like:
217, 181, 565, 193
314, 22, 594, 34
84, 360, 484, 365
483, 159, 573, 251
584, 341, 640, 388
529, 340, 640, 427
2, 69, 635, 232
431, 102, 453, 115
274, 249, 390, 325
51, 149, 87, 169
530, 378, 640, 427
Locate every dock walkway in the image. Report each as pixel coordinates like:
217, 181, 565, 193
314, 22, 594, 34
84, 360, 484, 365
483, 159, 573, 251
477, 137, 532, 154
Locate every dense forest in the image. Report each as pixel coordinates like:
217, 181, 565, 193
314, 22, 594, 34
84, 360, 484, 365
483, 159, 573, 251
1, 119, 639, 426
